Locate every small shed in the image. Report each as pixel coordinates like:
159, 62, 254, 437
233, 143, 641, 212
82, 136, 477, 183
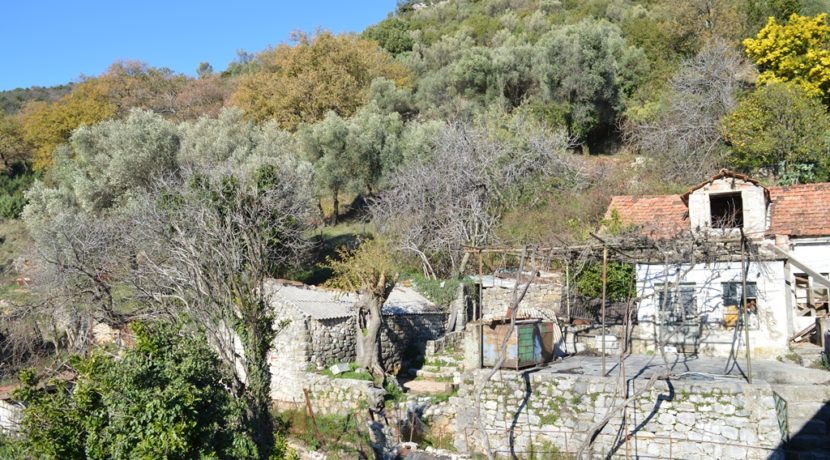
265, 279, 449, 403
480, 319, 556, 369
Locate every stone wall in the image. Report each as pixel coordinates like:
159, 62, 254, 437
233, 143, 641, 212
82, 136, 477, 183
0, 400, 21, 433
451, 370, 783, 459
270, 309, 311, 403
271, 310, 448, 404
308, 316, 356, 368
274, 373, 385, 417
380, 313, 447, 373
481, 282, 562, 321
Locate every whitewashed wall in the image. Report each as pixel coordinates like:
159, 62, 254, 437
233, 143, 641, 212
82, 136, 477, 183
687, 178, 768, 238
635, 260, 789, 358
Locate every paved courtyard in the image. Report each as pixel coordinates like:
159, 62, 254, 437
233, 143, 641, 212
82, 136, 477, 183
542, 353, 830, 385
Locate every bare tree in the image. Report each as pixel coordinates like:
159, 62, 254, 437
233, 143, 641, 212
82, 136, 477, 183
128, 165, 311, 456
371, 122, 574, 280
626, 39, 747, 183
27, 212, 160, 352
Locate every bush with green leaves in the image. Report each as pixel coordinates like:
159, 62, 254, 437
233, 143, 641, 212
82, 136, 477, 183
0, 164, 34, 219
13, 323, 281, 460
574, 261, 636, 303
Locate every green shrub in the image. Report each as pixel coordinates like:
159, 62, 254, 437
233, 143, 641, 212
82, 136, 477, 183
15, 323, 268, 459
574, 261, 635, 302
0, 165, 34, 219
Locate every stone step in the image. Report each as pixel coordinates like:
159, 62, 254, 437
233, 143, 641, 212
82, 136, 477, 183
788, 402, 830, 421
420, 364, 460, 373
423, 355, 462, 366
790, 418, 827, 436
775, 385, 830, 404
402, 380, 455, 395
415, 368, 458, 380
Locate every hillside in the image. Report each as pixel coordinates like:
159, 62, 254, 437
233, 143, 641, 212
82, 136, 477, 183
3, 1, 830, 458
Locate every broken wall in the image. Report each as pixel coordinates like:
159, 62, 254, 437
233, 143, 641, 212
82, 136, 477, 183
480, 282, 562, 321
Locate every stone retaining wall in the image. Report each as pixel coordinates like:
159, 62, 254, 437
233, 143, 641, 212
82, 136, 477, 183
272, 373, 385, 417
0, 400, 21, 434
450, 370, 783, 459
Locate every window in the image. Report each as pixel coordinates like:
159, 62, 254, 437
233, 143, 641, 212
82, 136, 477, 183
657, 283, 697, 323
722, 282, 758, 312
710, 192, 743, 228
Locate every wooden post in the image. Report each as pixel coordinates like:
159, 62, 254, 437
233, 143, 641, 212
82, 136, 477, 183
303, 388, 323, 446
784, 260, 795, 338
601, 245, 608, 375
622, 298, 631, 460
741, 238, 753, 384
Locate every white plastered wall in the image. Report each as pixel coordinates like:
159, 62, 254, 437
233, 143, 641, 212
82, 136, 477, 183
635, 259, 788, 358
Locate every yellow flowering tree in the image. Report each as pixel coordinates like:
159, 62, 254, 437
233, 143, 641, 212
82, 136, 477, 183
743, 13, 830, 103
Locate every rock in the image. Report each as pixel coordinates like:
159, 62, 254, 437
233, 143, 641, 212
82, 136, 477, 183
329, 363, 351, 375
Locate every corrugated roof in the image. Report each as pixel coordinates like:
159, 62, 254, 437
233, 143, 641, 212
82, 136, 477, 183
266, 282, 356, 320
265, 280, 438, 320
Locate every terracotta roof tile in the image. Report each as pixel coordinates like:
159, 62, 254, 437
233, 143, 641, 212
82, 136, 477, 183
768, 183, 830, 237
607, 181, 830, 240
605, 195, 688, 240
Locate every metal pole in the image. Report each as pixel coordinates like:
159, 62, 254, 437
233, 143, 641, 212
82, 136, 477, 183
565, 260, 571, 322
601, 246, 608, 375
742, 238, 753, 384
478, 250, 483, 321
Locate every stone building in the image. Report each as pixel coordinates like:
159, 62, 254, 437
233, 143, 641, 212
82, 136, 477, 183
607, 169, 830, 357
470, 271, 562, 321
265, 279, 447, 405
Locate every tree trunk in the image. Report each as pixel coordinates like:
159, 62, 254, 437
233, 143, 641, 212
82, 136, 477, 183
355, 294, 384, 376
237, 298, 276, 459
332, 191, 339, 226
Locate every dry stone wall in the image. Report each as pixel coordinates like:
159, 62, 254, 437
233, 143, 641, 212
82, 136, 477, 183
308, 316, 356, 368
0, 400, 21, 433
380, 313, 447, 373
451, 370, 783, 459
481, 283, 562, 321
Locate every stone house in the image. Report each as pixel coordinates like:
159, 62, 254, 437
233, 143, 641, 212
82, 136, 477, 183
606, 169, 830, 357
264, 279, 447, 405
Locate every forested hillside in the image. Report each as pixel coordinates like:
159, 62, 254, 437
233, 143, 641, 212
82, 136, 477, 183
3, 0, 830, 457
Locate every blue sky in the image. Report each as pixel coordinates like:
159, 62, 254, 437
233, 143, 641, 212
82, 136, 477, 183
0, 1, 397, 90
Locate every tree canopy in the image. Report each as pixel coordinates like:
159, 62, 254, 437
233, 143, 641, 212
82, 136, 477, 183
232, 31, 410, 130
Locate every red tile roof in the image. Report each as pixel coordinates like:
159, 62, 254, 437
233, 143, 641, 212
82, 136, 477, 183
605, 195, 689, 240
768, 183, 830, 237
607, 181, 830, 239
